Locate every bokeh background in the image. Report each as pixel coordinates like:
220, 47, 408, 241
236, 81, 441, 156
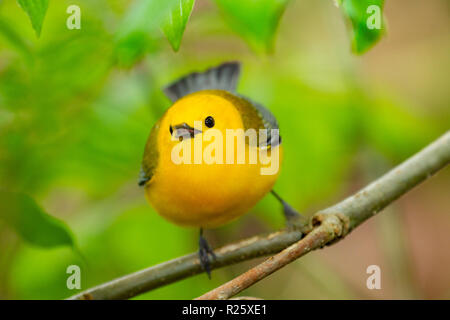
0, 0, 449, 299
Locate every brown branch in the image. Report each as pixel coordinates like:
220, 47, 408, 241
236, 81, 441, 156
68, 229, 304, 300
196, 131, 450, 299
69, 131, 450, 300
196, 225, 335, 300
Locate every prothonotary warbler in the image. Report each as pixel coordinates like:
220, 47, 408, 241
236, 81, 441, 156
139, 62, 301, 276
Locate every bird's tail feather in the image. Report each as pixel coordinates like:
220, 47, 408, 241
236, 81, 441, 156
163, 62, 241, 102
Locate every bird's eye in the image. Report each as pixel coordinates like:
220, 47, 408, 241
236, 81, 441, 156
205, 116, 215, 128
169, 125, 173, 135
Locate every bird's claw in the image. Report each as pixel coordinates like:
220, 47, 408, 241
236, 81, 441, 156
271, 190, 309, 232
284, 204, 310, 233
199, 234, 216, 279
281, 199, 301, 222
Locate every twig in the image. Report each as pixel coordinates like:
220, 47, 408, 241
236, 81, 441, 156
69, 229, 304, 300
196, 131, 450, 299
196, 225, 335, 299
70, 131, 449, 300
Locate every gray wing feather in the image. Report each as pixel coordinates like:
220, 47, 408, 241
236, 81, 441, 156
238, 95, 281, 148
138, 167, 150, 186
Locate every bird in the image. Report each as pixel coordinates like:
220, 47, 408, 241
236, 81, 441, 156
139, 62, 301, 277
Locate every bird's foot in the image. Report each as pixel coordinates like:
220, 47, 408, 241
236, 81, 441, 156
199, 230, 216, 279
283, 202, 310, 232
271, 190, 310, 233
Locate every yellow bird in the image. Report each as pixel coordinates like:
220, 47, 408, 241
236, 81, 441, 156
139, 62, 300, 276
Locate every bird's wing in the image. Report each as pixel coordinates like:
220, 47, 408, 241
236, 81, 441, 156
138, 167, 151, 187
238, 95, 281, 148
138, 120, 160, 186
163, 62, 241, 102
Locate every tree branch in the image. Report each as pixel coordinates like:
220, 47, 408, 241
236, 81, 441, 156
69, 131, 450, 300
69, 229, 304, 300
197, 131, 450, 299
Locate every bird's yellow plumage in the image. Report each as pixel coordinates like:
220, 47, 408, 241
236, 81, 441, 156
139, 62, 293, 275
143, 89, 282, 228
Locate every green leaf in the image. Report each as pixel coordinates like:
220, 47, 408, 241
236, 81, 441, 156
16, 0, 49, 37
161, 0, 195, 51
338, 0, 386, 54
0, 191, 75, 248
214, 0, 289, 53
115, 0, 178, 67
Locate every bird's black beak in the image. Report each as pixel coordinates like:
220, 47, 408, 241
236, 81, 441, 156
171, 123, 202, 139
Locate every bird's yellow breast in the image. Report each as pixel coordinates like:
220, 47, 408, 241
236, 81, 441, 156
144, 90, 282, 228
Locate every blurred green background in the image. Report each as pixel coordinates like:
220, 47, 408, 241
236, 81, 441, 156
0, 0, 449, 299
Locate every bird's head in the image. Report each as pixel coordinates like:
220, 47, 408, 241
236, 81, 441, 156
160, 90, 245, 147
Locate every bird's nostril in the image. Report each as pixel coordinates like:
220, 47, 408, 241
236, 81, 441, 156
169, 125, 173, 135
